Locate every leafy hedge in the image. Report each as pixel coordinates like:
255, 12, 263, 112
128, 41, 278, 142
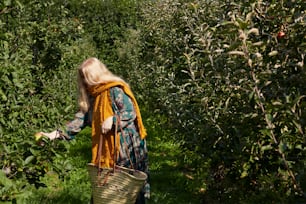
123, 0, 306, 202
1, 0, 78, 201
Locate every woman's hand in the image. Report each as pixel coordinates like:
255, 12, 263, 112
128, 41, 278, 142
102, 116, 113, 134
40, 130, 61, 140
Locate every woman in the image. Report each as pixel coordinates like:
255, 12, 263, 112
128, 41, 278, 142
41, 57, 149, 203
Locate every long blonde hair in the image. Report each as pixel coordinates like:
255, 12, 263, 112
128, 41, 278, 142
77, 57, 126, 112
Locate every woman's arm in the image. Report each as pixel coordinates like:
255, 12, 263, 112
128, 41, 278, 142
65, 111, 89, 138
39, 110, 90, 140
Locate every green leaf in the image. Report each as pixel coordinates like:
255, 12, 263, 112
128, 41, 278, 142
261, 144, 273, 152
0, 89, 7, 101
16, 0, 24, 9
24, 155, 35, 165
236, 17, 249, 29
29, 148, 38, 156
266, 114, 273, 122
0, 171, 13, 187
4, 0, 12, 7
278, 141, 287, 154
64, 105, 73, 113
240, 163, 250, 178
295, 144, 303, 150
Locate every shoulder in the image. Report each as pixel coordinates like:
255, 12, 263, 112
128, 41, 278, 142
110, 86, 123, 91
110, 86, 126, 100
110, 86, 124, 95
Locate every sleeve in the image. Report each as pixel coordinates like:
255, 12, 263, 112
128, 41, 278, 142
66, 112, 87, 137
65, 96, 94, 138
110, 87, 136, 128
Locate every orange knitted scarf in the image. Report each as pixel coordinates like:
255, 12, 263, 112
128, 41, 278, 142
88, 81, 147, 167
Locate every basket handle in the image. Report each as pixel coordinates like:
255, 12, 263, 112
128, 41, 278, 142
96, 115, 135, 176
113, 116, 118, 171
97, 128, 104, 175
114, 115, 135, 170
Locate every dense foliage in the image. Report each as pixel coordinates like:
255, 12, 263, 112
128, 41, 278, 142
0, 0, 305, 203
0, 0, 87, 201
130, 0, 306, 202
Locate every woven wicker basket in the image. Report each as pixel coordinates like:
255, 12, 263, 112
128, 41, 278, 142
88, 163, 147, 204
88, 116, 147, 204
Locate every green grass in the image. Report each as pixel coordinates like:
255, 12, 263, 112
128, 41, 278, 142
147, 137, 201, 204
145, 116, 202, 204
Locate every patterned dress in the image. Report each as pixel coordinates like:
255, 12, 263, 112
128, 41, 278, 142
65, 86, 150, 200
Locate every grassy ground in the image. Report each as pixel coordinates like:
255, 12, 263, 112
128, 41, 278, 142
146, 127, 201, 204
22, 120, 202, 204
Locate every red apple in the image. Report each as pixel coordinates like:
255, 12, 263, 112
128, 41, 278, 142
277, 31, 286, 39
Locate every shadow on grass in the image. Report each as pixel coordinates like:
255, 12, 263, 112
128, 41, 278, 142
28, 168, 92, 204
68, 127, 92, 167
147, 131, 203, 204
